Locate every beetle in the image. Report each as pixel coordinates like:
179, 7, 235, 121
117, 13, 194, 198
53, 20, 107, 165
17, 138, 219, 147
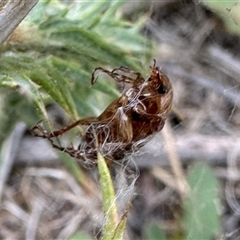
31, 60, 173, 168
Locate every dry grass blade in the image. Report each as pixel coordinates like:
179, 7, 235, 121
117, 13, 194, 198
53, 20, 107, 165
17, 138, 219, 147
161, 121, 189, 198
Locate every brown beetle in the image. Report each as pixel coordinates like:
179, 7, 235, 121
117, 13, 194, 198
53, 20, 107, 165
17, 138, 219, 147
31, 60, 173, 167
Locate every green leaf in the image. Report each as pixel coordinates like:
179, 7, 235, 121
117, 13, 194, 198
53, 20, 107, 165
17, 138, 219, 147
203, 2, 240, 35
97, 152, 119, 240
111, 203, 130, 240
69, 232, 93, 240
0, 75, 43, 144
145, 224, 167, 240
50, 27, 141, 71
184, 163, 221, 240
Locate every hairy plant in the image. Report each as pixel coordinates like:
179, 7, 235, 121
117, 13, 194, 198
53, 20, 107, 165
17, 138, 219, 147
0, 1, 153, 239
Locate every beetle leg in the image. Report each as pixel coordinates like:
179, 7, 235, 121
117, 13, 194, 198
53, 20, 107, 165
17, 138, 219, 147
112, 66, 141, 77
113, 66, 144, 85
91, 67, 144, 86
91, 67, 134, 86
36, 132, 86, 161
31, 117, 97, 138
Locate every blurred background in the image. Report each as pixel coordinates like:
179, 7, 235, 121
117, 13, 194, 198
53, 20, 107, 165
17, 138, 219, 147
0, 1, 240, 239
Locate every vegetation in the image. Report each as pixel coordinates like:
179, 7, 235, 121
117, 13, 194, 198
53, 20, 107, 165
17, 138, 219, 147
0, 1, 228, 239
